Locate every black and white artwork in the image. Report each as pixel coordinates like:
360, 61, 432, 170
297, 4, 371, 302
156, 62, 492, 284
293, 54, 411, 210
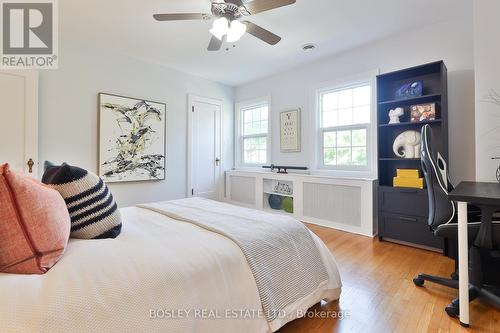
99, 93, 166, 183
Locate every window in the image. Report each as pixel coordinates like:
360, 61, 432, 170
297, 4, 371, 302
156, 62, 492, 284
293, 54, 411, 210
237, 101, 270, 166
319, 83, 371, 169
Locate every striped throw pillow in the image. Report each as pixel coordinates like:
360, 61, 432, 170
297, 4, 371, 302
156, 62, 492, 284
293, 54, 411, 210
42, 162, 122, 239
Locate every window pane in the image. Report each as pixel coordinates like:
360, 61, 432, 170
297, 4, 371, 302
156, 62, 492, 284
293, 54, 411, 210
324, 148, 336, 166
322, 110, 337, 128
337, 108, 352, 126
353, 85, 371, 106
352, 147, 367, 166
243, 137, 267, 164
322, 92, 338, 111
323, 131, 336, 148
243, 106, 268, 136
337, 130, 351, 147
337, 148, 351, 165
338, 89, 353, 109
352, 129, 367, 146
352, 105, 370, 124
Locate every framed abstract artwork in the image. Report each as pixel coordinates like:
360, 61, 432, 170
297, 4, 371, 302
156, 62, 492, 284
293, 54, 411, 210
98, 93, 166, 183
280, 108, 301, 153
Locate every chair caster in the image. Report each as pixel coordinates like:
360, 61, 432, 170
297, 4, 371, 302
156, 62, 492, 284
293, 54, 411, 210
413, 277, 425, 287
445, 301, 459, 318
451, 272, 459, 280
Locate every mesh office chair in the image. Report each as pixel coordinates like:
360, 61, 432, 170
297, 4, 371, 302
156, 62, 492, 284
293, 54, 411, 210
413, 124, 500, 317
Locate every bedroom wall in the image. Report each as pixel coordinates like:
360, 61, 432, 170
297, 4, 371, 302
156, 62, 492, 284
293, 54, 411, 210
235, 15, 476, 184
38, 42, 234, 207
473, 0, 500, 182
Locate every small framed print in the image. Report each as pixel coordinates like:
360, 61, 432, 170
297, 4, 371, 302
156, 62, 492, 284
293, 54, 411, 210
280, 108, 301, 153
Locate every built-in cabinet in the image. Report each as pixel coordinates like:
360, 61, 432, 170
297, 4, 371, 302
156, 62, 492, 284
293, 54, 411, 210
225, 170, 377, 237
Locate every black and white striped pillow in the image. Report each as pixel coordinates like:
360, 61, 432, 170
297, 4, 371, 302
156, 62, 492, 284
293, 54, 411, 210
42, 162, 122, 239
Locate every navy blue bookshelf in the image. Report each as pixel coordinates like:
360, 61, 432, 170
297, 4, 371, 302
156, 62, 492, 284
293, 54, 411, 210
377, 61, 448, 250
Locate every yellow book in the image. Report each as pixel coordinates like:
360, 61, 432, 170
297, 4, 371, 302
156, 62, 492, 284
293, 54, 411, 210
393, 177, 424, 189
396, 169, 420, 179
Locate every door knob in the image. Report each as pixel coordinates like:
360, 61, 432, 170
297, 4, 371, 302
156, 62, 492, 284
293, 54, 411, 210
215, 158, 221, 166
27, 158, 34, 173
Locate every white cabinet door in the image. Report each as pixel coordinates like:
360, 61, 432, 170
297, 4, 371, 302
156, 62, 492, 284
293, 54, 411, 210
0, 70, 38, 175
188, 95, 222, 200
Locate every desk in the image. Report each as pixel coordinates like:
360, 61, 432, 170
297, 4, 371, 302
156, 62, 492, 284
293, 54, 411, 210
448, 181, 500, 327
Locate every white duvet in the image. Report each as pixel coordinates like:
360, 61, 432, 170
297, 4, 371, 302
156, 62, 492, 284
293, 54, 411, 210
0, 206, 341, 333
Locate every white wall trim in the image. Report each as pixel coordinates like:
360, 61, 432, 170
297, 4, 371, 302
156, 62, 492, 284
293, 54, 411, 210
187, 94, 224, 199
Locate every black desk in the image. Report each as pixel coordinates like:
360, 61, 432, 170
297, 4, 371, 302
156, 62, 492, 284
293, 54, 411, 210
448, 181, 500, 327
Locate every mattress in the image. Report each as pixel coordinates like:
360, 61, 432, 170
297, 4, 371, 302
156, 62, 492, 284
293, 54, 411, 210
0, 205, 341, 333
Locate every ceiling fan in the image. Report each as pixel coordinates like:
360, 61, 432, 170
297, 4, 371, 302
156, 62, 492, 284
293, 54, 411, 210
153, 0, 297, 51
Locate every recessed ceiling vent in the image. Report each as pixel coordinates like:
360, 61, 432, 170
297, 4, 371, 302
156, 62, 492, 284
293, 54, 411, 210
302, 43, 316, 51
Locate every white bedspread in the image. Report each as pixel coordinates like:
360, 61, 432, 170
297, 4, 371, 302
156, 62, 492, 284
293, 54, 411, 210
0, 205, 341, 333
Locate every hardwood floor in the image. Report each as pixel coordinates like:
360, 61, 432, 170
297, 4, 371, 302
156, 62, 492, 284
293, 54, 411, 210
278, 224, 500, 333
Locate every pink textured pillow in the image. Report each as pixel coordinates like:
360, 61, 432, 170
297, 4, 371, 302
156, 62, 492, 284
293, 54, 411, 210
0, 163, 70, 274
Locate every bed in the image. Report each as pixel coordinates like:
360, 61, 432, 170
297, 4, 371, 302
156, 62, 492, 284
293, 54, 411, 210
0, 198, 342, 333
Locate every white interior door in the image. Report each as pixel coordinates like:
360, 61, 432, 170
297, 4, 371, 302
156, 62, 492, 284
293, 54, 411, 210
0, 70, 38, 175
188, 96, 222, 200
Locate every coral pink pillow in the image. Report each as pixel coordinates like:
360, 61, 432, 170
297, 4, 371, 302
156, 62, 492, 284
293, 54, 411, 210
0, 163, 70, 274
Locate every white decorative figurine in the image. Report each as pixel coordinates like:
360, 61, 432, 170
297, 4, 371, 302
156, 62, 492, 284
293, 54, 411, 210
388, 107, 404, 124
393, 130, 421, 159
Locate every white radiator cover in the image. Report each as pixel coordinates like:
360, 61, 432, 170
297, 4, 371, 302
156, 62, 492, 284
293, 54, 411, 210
225, 170, 377, 237
229, 175, 256, 205
303, 183, 362, 227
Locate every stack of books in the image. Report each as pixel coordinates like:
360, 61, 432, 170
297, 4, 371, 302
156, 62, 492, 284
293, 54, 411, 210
393, 169, 424, 189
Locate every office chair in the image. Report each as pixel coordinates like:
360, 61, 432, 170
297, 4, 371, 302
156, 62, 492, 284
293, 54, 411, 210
413, 124, 500, 317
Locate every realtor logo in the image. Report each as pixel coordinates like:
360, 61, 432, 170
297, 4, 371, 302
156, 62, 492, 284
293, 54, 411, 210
1, 0, 58, 69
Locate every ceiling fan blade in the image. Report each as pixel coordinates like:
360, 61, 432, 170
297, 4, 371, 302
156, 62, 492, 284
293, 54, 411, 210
153, 13, 211, 21
225, 0, 244, 5
208, 36, 223, 51
243, 21, 281, 45
243, 0, 296, 14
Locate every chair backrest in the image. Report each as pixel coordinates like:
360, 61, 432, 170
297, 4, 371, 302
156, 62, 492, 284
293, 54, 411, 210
421, 125, 456, 230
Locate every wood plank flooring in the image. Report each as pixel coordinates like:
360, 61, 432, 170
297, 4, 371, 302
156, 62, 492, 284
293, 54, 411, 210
277, 224, 500, 333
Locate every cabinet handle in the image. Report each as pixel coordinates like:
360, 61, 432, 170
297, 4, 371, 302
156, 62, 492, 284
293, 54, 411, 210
399, 216, 418, 222
399, 189, 418, 194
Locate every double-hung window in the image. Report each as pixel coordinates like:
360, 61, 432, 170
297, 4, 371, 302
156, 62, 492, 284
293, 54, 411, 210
237, 102, 270, 166
319, 83, 372, 170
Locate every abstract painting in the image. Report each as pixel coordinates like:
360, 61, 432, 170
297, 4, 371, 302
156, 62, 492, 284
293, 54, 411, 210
99, 93, 166, 183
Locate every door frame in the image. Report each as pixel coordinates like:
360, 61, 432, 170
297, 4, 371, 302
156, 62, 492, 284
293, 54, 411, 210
0, 70, 38, 176
187, 94, 224, 199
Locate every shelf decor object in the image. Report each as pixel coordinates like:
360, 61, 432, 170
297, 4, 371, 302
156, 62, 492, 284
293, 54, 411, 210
392, 130, 421, 159
396, 81, 423, 99
377, 61, 448, 250
282, 197, 294, 214
280, 108, 301, 153
410, 103, 436, 122
262, 164, 308, 174
268, 194, 283, 210
388, 107, 404, 124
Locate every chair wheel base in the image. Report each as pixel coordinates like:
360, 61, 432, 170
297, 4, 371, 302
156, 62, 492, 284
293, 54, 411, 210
413, 278, 425, 287
445, 303, 459, 318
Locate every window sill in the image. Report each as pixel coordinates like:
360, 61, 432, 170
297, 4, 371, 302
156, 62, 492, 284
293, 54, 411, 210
311, 168, 377, 181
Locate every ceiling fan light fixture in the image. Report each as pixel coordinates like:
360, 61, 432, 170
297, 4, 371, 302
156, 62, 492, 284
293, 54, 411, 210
226, 20, 247, 43
209, 17, 229, 40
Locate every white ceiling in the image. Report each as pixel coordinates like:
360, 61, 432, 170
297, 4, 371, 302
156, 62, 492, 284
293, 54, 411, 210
61, 0, 470, 86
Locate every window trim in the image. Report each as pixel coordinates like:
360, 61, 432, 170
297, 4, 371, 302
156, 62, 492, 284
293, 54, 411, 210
235, 97, 271, 169
311, 70, 378, 178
